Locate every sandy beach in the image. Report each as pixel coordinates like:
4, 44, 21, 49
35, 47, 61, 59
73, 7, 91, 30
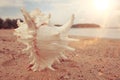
0, 29, 120, 80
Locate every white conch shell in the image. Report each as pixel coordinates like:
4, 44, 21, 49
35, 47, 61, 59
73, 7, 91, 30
14, 8, 79, 71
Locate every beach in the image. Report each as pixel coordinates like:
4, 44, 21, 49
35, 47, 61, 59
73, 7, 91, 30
0, 29, 120, 80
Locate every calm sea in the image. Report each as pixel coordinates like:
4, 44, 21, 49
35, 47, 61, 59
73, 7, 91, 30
69, 28, 120, 39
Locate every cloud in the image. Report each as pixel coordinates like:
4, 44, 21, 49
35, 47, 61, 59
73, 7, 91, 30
45, 0, 120, 27
0, 0, 24, 7
0, 7, 23, 19
45, 0, 102, 24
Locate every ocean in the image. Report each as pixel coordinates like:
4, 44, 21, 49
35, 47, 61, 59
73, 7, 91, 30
69, 28, 120, 39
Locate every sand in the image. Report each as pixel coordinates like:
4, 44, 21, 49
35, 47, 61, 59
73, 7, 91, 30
0, 29, 120, 80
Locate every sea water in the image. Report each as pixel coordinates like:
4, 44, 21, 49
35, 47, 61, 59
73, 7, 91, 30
69, 28, 120, 39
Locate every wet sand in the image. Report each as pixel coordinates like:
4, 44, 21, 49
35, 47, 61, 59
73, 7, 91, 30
0, 30, 120, 80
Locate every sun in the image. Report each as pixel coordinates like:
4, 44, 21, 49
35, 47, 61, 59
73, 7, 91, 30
94, 0, 110, 11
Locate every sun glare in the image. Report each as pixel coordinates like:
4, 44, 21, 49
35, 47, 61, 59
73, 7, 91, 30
94, 0, 110, 11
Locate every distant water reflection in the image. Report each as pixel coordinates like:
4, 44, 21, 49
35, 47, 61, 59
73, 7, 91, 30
69, 28, 120, 39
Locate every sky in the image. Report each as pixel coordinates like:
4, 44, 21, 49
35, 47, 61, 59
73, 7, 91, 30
0, 0, 120, 27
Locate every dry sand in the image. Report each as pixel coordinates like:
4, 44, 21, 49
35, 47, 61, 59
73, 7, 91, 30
0, 29, 120, 80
